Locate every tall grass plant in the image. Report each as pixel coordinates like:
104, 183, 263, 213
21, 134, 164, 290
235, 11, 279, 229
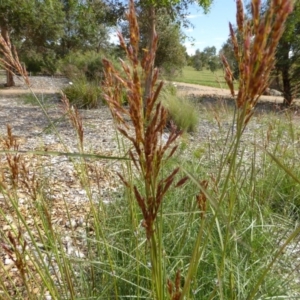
0, 0, 299, 299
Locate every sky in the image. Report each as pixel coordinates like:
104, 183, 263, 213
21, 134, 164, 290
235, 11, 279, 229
183, 0, 238, 55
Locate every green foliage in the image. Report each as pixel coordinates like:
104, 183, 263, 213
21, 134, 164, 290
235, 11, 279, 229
208, 56, 220, 73
0, 0, 215, 79
59, 50, 106, 81
154, 12, 187, 75
260, 162, 300, 219
194, 58, 202, 71
21, 93, 54, 107
59, 50, 124, 109
0, 0, 64, 46
59, 0, 112, 56
0, 0, 116, 77
255, 114, 300, 219
21, 49, 59, 75
160, 87, 199, 132
202, 46, 217, 64
59, 50, 123, 108
135, 0, 214, 17
0, 0, 64, 77
274, 1, 300, 104
191, 47, 221, 72
62, 77, 102, 109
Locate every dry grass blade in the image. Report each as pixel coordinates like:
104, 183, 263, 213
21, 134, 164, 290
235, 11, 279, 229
61, 94, 84, 150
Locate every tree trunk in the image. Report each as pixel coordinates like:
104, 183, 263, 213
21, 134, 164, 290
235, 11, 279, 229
5, 70, 14, 87
276, 41, 293, 106
281, 67, 293, 106
0, 24, 15, 87
143, 6, 156, 114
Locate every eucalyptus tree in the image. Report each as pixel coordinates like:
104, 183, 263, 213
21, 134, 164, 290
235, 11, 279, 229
154, 17, 187, 76
193, 49, 203, 70
0, 0, 64, 85
59, 0, 116, 56
0, 0, 117, 84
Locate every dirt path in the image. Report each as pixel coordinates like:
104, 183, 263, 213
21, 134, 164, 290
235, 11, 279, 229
0, 77, 297, 105
173, 81, 290, 104
0, 88, 62, 95
0, 83, 284, 104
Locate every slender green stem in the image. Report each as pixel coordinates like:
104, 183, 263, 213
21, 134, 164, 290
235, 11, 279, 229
150, 230, 164, 299
180, 216, 205, 299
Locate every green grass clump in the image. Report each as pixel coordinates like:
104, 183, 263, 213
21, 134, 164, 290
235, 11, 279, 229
164, 95, 199, 132
62, 77, 102, 109
160, 86, 199, 132
21, 93, 56, 108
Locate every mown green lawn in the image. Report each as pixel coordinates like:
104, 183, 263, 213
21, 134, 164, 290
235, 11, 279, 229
171, 65, 232, 88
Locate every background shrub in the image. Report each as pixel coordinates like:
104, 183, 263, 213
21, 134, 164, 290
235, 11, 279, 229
59, 50, 124, 108
21, 49, 59, 75
59, 50, 120, 81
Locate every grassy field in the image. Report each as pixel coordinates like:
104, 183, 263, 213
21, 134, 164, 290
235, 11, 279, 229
170, 66, 231, 88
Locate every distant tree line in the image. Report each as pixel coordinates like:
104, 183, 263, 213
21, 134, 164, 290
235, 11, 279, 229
188, 46, 222, 73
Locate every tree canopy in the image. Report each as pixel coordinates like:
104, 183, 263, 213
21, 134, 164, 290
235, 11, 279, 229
0, 0, 65, 84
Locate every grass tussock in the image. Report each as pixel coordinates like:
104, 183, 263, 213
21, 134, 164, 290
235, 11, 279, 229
0, 0, 299, 299
62, 77, 102, 109
161, 92, 199, 132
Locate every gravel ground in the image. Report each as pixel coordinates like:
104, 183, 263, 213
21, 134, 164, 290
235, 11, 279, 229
1, 76, 299, 206
0, 75, 70, 91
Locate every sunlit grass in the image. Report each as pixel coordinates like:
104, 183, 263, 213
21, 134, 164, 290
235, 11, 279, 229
171, 66, 229, 88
